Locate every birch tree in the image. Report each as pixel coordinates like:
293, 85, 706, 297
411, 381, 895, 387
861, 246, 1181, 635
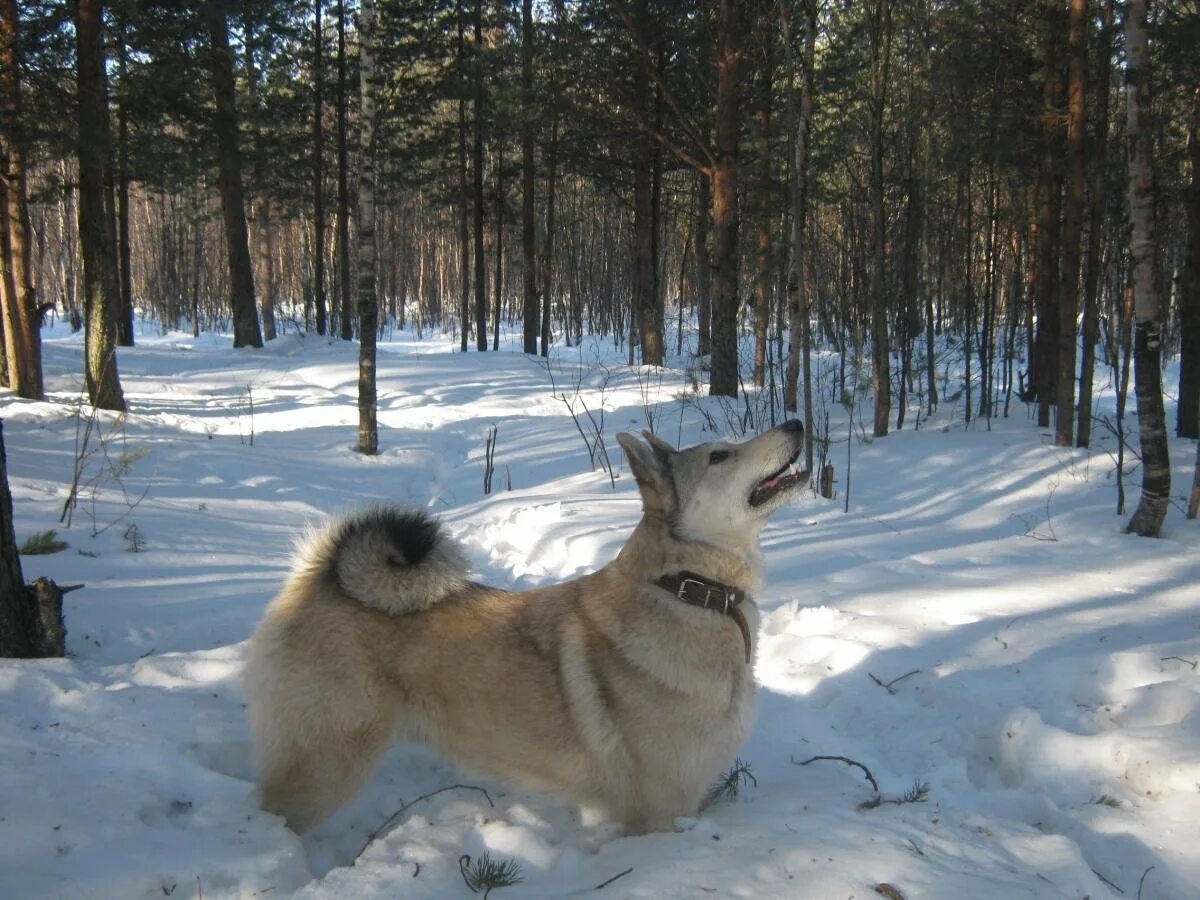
1124, 0, 1170, 537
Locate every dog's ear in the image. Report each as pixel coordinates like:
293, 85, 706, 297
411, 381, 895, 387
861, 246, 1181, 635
642, 430, 676, 462
616, 431, 673, 521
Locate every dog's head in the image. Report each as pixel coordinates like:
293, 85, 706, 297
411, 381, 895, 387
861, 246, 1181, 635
616, 421, 809, 553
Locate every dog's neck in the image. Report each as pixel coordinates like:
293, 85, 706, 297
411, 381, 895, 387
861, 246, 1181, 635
615, 517, 763, 594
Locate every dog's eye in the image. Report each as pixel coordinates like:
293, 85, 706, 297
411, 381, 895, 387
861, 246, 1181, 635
709, 451, 730, 465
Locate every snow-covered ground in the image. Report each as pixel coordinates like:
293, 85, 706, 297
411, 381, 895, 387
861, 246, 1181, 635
2, 320, 1198, 899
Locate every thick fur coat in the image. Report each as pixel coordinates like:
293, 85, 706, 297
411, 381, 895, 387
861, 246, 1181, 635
244, 423, 807, 833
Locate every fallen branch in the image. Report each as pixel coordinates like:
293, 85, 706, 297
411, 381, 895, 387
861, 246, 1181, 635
1160, 656, 1198, 670
792, 755, 879, 794
1092, 868, 1125, 895
793, 755, 930, 811
868, 670, 921, 694
1137, 865, 1155, 900
355, 784, 494, 860
594, 867, 634, 891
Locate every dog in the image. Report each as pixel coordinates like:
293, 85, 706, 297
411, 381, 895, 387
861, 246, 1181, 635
243, 420, 808, 834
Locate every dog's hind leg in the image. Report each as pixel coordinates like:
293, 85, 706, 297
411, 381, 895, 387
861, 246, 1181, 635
258, 712, 395, 833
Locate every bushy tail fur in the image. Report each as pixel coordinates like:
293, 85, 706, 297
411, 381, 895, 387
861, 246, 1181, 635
296, 506, 469, 615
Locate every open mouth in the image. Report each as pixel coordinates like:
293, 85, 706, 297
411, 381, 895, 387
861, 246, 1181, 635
749, 448, 809, 507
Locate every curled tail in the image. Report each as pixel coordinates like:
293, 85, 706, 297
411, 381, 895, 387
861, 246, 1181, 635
296, 506, 470, 615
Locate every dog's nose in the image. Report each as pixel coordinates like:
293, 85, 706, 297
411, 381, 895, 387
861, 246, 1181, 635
780, 419, 803, 434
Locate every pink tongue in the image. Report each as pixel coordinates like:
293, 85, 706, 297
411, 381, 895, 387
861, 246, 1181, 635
759, 476, 782, 490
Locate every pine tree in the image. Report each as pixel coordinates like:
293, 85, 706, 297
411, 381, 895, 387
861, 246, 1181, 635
0, 0, 43, 399
74, 0, 126, 412
357, 0, 379, 455
205, 0, 263, 350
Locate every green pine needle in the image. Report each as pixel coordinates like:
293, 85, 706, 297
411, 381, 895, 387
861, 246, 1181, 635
705, 757, 758, 807
20, 529, 69, 556
458, 852, 523, 898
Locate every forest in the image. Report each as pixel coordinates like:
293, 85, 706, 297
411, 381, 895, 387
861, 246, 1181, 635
2, 0, 1198, 534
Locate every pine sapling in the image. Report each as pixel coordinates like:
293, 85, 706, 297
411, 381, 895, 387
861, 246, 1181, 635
123, 523, 146, 553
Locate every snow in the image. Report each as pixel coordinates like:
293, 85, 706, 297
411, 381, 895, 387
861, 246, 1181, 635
2, 319, 1198, 899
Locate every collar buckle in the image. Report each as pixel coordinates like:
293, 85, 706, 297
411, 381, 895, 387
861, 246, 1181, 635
677, 577, 732, 614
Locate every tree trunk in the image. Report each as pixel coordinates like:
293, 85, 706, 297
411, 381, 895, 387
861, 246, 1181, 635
0, 418, 28, 655
457, 0, 470, 350
74, 0, 126, 411
205, 3, 262, 349
1034, 0, 1063, 428
312, 0, 328, 336
633, 156, 656, 363
0, 421, 68, 659
113, 17, 134, 347
472, 0, 487, 351
242, 6, 276, 342
0, 418, 33, 656
520, 0, 538, 354
0, 0, 42, 400
356, 0, 378, 455
868, 0, 893, 437
962, 165, 974, 425
898, 0, 928, 429
540, 111, 557, 356
1124, 0, 1170, 538
1177, 87, 1200, 439
1188, 439, 1199, 519
694, 167, 712, 359
336, 0, 352, 341
258, 200, 278, 341
1077, 0, 1113, 447
753, 42, 773, 390
784, 0, 815, 478
1055, 0, 1087, 446
492, 144, 502, 352
649, 43, 665, 360
629, 0, 661, 367
708, 0, 741, 399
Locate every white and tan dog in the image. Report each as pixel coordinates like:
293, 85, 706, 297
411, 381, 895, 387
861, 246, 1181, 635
244, 421, 808, 834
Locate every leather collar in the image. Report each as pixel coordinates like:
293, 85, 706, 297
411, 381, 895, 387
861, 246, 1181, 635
655, 570, 752, 664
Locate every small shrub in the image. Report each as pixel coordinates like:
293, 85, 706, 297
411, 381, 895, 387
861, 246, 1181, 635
123, 523, 146, 553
